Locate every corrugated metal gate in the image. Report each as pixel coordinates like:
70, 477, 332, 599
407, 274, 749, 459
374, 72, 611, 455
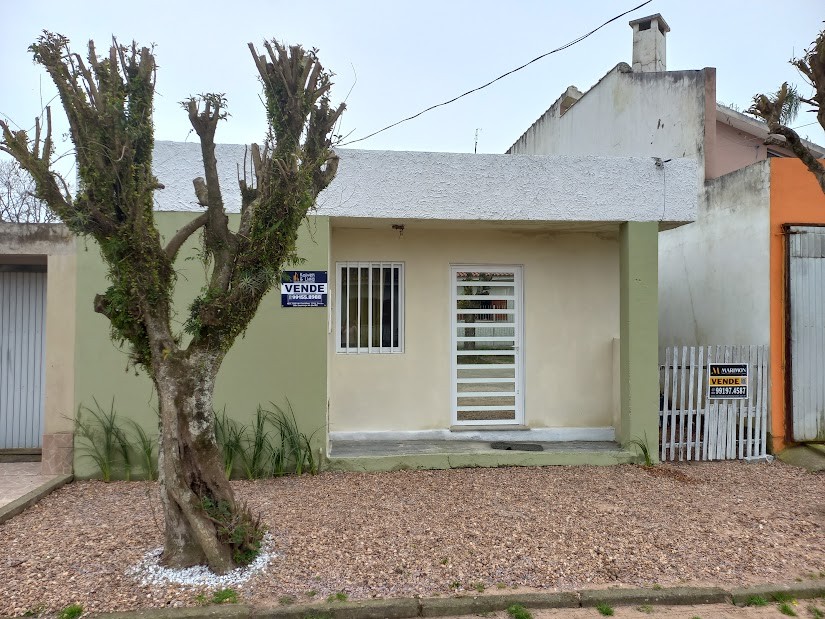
789, 225, 825, 442
0, 269, 46, 449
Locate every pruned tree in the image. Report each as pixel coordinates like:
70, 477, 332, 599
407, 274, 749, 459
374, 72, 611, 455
0, 33, 343, 573
0, 158, 58, 222
749, 28, 825, 194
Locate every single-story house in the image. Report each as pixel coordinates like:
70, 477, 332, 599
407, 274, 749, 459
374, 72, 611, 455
1, 143, 698, 475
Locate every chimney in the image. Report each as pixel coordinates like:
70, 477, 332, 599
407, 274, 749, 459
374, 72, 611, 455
629, 13, 670, 72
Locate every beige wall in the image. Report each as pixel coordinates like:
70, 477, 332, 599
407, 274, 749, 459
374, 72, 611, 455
329, 225, 620, 432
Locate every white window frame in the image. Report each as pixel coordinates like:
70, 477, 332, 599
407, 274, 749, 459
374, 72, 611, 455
335, 261, 404, 354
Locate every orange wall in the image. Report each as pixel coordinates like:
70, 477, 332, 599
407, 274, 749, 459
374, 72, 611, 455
770, 158, 825, 450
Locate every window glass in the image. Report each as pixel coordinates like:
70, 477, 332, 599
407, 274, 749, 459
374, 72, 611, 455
337, 262, 403, 353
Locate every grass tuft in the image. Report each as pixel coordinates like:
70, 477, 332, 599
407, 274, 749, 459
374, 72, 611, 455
778, 601, 798, 616
58, 605, 83, 619
773, 593, 796, 603
211, 588, 238, 604
596, 602, 615, 616
746, 595, 768, 606
326, 592, 348, 602
628, 433, 653, 466
506, 604, 533, 619
808, 604, 824, 619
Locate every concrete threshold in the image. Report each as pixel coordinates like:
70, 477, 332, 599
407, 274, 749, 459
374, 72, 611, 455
89, 581, 825, 619
326, 440, 636, 471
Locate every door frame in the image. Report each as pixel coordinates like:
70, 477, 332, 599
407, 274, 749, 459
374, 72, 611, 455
450, 264, 525, 426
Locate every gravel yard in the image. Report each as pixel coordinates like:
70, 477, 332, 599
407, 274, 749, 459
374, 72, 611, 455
1, 461, 823, 616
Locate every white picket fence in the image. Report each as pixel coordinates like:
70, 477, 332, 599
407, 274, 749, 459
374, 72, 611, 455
659, 345, 769, 462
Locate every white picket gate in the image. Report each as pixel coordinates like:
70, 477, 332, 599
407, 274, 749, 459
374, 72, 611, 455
659, 345, 769, 462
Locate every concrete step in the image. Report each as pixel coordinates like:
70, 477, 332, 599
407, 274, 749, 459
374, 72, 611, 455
777, 444, 825, 472
0, 449, 41, 463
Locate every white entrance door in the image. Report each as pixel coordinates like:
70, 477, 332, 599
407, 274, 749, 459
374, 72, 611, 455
451, 266, 523, 426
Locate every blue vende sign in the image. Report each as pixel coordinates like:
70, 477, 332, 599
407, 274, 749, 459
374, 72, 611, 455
281, 271, 328, 307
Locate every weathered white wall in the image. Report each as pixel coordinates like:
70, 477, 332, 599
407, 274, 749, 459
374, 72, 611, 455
658, 161, 770, 347
153, 141, 698, 225
508, 66, 707, 174
328, 225, 620, 433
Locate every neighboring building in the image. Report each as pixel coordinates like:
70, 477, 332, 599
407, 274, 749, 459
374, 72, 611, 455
509, 12, 825, 452
1, 140, 699, 474
0, 224, 75, 473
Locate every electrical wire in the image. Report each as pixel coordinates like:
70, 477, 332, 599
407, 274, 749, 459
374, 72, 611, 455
339, 0, 654, 146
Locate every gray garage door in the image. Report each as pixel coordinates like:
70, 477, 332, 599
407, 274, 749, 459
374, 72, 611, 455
0, 269, 46, 449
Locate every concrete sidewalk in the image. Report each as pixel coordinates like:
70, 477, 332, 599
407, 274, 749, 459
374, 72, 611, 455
0, 462, 72, 523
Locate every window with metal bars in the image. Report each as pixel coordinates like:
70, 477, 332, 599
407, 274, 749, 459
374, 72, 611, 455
336, 262, 404, 353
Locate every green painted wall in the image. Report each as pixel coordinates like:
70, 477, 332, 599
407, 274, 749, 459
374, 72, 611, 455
73, 212, 330, 478
618, 221, 659, 460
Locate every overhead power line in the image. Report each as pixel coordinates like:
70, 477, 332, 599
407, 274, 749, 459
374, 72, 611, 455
340, 0, 654, 146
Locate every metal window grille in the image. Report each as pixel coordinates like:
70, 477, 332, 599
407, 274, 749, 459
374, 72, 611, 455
336, 262, 404, 353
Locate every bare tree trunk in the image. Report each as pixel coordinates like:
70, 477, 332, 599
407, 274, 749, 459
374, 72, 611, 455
153, 350, 236, 574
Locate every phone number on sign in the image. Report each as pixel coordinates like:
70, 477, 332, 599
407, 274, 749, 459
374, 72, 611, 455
710, 386, 747, 396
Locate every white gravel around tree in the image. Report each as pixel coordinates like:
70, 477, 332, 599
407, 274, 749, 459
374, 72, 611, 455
1, 462, 823, 616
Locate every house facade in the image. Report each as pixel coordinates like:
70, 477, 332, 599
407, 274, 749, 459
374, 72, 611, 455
1, 140, 699, 475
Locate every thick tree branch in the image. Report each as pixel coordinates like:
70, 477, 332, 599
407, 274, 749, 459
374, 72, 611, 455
185, 96, 236, 300
165, 212, 209, 261
750, 35, 825, 197
0, 113, 75, 221
768, 126, 825, 194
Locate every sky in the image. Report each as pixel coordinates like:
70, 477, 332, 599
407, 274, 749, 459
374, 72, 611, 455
1, 0, 823, 165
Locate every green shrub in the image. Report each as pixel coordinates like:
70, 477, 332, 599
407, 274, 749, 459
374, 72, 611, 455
267, 400, 318, 476
127, 419, 158, 480
240, 406, 273, 479
199, 496, 265, 566
74, 399, 131, 481
214, 408, 245, 479
214, 401, 318, 479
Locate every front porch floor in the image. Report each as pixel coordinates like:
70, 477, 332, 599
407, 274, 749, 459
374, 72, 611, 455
326, 439, 638, 472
